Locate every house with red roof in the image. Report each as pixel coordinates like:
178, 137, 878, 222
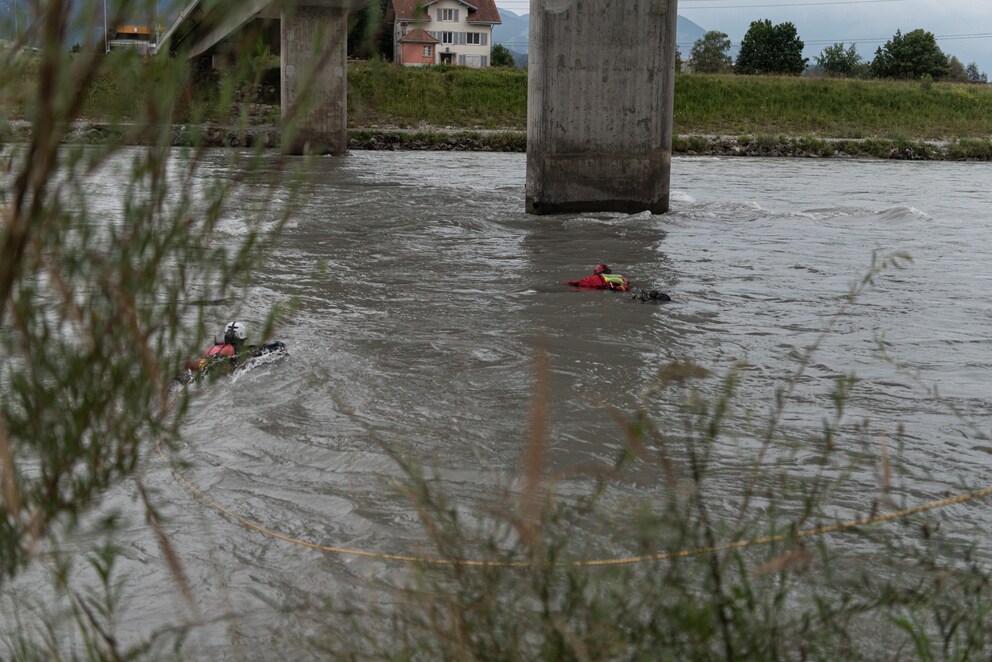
396, 28, 440, 66
388, 0, 502, 67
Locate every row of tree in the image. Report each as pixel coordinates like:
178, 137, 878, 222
684, 20, 989, 83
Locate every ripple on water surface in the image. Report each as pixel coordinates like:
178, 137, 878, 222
37, 152, 992, 654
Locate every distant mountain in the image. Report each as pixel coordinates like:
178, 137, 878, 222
493, 10, 713, 60
493, 9, 529, 58
675, 16, 742, 62
675, 16, 707, 55
505, 48, 527, 69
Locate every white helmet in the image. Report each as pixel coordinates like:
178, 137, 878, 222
224, 321, 247, 344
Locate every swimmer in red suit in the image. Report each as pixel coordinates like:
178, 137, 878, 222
565, 263, 631, 291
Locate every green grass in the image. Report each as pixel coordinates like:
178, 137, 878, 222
347, 58, 528, 129
672, 74, 992, 140
6, 54, 992, 145
346, 63, 992, 141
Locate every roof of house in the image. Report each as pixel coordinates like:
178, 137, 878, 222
399, 28, 440, 44
392, 0, 502, 25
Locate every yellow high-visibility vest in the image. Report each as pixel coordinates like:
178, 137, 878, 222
602, 274, 627, 290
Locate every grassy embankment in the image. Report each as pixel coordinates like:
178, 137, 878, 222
3, 54, 992, 158
346, 60, 992, 158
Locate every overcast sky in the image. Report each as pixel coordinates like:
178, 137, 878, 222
495, 0, 992, 75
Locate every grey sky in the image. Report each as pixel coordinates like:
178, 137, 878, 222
495, 0, 992, 75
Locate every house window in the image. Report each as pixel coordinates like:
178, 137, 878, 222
441, 32, 453, 44
438, 8, 458, 21
423, 46, 432, 57
467, 32, 481, 45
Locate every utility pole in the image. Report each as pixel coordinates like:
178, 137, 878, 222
104, 0, 109, 53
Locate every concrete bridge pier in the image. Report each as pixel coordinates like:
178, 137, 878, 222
526, 0, 678, 215
281, 2, 351, 155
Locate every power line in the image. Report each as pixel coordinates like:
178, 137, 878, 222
496, 0, 912, 5
932, 32, 992, 41
680, 0, 904, 7
497, 32, 992, 47
679, 0, 905, 3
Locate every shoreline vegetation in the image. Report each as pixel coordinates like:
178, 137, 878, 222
3, 58, 992, 160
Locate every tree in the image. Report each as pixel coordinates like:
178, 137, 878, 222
735, 19, 807, 75
946, 56, 968, 82
491, 43, 514, 68
870, 29, 949, 80
690, 31, 732, 74
675, 46, 683, 72
347, 0, 392, 60
966, 62, 988, 84
815, 42, 865, 78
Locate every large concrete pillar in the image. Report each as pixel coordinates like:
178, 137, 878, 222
526, 0, 678, 215
281, 3, 349, 155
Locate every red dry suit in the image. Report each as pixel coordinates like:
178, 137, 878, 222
566, 273, 631, 291
205, 343, 236, 359
184, 343, 236, 372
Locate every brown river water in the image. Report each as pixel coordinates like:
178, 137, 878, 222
3, 150, 992, 656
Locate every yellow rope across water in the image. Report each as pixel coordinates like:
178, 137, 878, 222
156, 442, 992, 568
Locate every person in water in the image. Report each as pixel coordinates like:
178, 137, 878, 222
182, 321, 285, 381
632, 289, 672, 303
565, 264, 631, 291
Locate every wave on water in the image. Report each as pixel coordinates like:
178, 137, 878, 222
873, 205, 932, 222
148, 154, 992, 644
228, 351, 289, 384
559, 210, 653, 227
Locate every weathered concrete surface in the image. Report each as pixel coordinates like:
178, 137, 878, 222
281, 5, 349, 155
164, 1, 360, 156
526, 0, 678, 214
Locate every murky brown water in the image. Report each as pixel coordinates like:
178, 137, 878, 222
5, 151, 992, 656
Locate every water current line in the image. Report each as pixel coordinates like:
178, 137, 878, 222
154, 440, 992, 568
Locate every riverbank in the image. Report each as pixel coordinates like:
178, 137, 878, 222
347, 128, 992, 161
5, 120, 990, 161
343, 63, 992, 160
5, 56, 992, 160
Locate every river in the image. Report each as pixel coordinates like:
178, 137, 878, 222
4, 151, 992, 657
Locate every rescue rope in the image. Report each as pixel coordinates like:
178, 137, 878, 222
155, 441, 992, 568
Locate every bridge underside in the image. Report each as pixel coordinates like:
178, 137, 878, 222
162, 0, 354, 155
161, 0, 280, 61
162, 0, 679, 210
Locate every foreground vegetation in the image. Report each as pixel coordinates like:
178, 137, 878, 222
5, 2, 992, 655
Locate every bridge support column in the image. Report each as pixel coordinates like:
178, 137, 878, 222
281, 4, 349, 155
526, 0, 678, 214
